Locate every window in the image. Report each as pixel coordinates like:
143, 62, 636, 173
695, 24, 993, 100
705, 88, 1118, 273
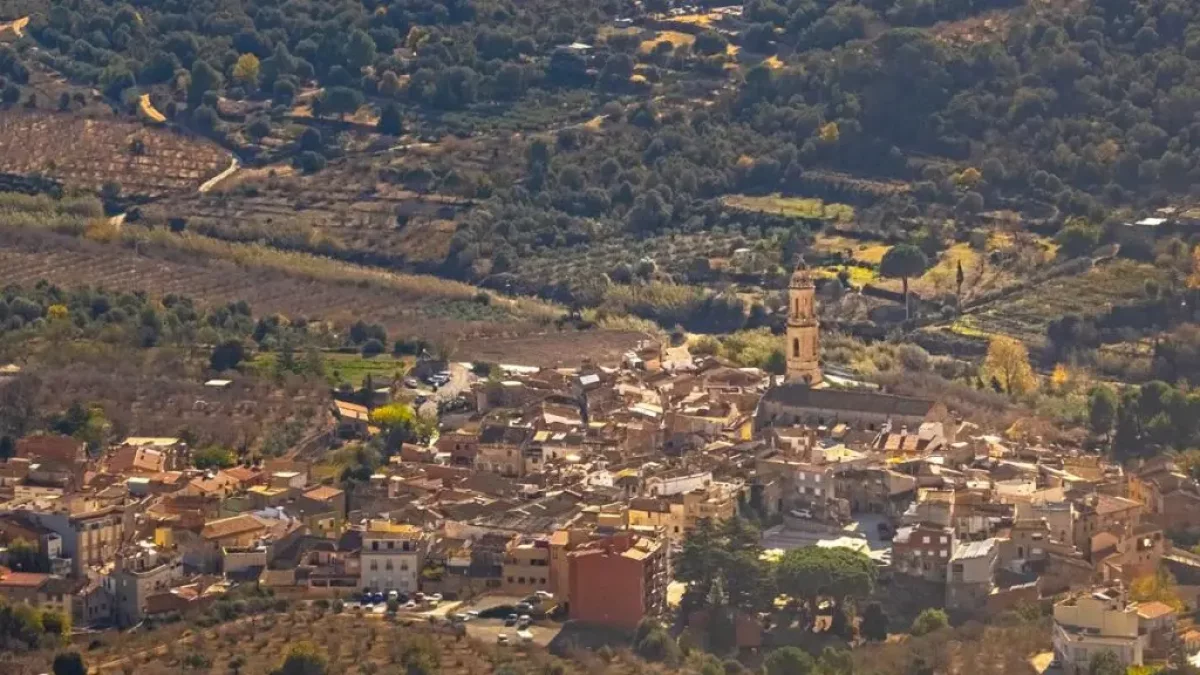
940, 536, 948, 544
387, 541, 394, 550
922, 536, 930, 544
370, 561, 378, 571
507, 577, 514, 583
792, 338, 800, 358
939, 550, 947, 558
385, 561, 393, 571
372, 542, 379, 551
814, 488, 822, 497
401, 563, 409, 571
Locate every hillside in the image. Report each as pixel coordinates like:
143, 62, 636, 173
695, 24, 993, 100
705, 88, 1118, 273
0, 0, 1194, 392
3, 605, 1051, 675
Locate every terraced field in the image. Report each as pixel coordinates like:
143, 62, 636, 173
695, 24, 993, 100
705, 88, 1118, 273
0, 229, 643, 366
158, 141, 506, 265
954, 259, 1167, 345
0, 111, 231, 197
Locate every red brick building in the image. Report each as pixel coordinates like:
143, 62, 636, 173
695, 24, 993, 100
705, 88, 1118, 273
568, 532, 667, 629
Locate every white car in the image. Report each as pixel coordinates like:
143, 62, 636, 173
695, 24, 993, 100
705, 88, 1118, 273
497, 634, 510, 644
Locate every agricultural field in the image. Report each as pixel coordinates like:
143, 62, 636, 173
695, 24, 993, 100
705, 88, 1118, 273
0, 345, 329, 453
0, 111, 232, 198
722, 194, 855, 223
454, 329, 653, 367
157, 136, 517, 267
811, 234, 890, 265
0, 227, 644, 366
512, 230, 754, 289
251, 351, 411, 388
952, 259, 1167, 345
862, 232, 1058, 303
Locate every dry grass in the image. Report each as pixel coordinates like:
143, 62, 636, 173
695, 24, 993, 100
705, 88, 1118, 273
722, 194, 855, 222
812, 235, 890, 265
668, 12, 716, 26
137, 93, 167, 124
639, 30, 695, 53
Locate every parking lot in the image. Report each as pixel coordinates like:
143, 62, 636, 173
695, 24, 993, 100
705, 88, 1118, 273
456, 594, 564, 648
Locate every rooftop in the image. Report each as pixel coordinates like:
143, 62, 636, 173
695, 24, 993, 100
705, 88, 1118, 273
951, 538, 997, 561
201, 514, 269, 541
365, 520, 424, 538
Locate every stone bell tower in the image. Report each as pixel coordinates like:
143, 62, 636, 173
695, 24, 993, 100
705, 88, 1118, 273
786, 260, 822, 386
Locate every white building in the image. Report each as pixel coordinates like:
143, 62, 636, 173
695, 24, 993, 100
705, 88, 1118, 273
644, 470, 713, 497
359, 521, 428, 593
1053, 587, 1145, 674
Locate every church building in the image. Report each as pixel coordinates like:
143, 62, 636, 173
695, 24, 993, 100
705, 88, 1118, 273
757, 262, 943, 431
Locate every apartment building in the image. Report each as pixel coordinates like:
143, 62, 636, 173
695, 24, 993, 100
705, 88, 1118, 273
501, 536, 552, 596
568, 531, 668, 629
29, 506, 125, 576
360, 520, 428, 593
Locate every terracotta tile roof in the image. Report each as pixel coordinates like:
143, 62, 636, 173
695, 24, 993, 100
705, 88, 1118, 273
222, 466, 261, 484
108, 446, 166, 474
201, 514, 268, 541
302, 486, 344, 502
16, 435, 85, 464
188, 472, 240, 496
1135, 601, 1176, 620
0, 569, 50, 588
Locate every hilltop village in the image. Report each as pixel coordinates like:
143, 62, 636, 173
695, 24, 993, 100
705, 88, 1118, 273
2, 267, 1200, 674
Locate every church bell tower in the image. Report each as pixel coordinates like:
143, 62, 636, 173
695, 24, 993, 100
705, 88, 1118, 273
786, 261, 822, 386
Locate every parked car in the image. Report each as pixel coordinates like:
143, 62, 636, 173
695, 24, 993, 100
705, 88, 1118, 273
877, 522, 895, 540
403, 377, 420, 388
515, 602, 533, 613
497, 634, 510, 645
371, 592, 385, 604
517, 630, 533, 644
793, 508, 813, 519
504, 614, 518, 627
517, 615, 532, 629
